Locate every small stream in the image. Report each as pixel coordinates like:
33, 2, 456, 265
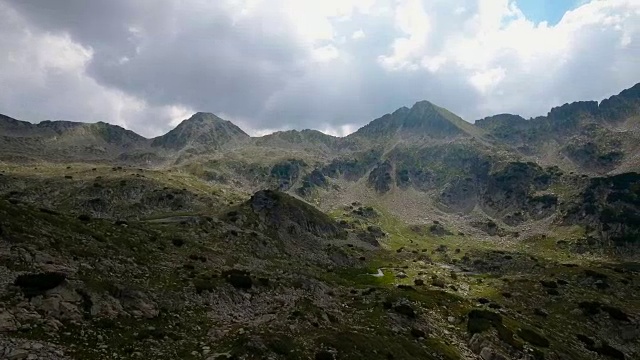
369, 268, 384, 277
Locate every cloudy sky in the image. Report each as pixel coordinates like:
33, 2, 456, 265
0, 0, 638, 137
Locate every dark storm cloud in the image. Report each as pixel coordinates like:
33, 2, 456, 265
5, 0, 311, 129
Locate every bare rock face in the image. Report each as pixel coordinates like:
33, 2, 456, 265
296, 169, 329, 197
440, 177, 478, 214
269, 159, 305, 191
368, 161, 394, 193
564, 172, 640, 250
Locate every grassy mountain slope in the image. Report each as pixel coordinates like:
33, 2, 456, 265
0, 162, 638, 360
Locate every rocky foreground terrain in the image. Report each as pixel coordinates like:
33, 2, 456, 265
0, 83, 639, 359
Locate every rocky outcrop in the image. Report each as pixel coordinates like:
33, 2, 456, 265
296, 169, 329, 197
321, 148, 382, 181
480, 162, 558, 220
395, 167, 434, 191
546, 100, 600, 132
248, 190, 346, 239
368, 161, 394, 193
440, 177, 478, 214
469, 334, 510, 360
439, 161, 560, 222
564, 172, 640, 250
269, 159, 306, 191
562, 129, 624, 172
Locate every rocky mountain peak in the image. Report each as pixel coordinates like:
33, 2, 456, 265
186, 112, 225, 123
151, 112, 249, 150
411, 100, 437, 109
352, 100, 477, 140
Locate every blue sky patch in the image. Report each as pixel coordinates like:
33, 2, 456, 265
517, 0, 581, 25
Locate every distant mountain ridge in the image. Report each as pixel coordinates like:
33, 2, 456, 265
0, 82, 638, 171
477, 83, 640, 132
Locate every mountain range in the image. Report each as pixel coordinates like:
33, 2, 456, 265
2, 83, 639, 172
0, 83, 639, 360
